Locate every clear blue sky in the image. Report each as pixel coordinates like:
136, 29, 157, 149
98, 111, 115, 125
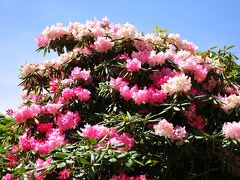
0, 0, 240, 113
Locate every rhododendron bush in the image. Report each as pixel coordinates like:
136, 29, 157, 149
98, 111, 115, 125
1, 17, 240, 179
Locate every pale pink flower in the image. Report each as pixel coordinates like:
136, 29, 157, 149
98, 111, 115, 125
45, 128, 66, 149
21, 63, 37, 77
222, 121, 240, 139
148, 50, 166, 66
181, 39, 198, 52
42, 23, 70, 41
161, 74, 192, 96
217, 94, 240, 112
71, 67, 91, 81
132, 87, 150, 105
36, 34, 49, 47
153, 119, 187, 144
119, 86, 132, 100
116, 23, 136, 38
94, 37, 114, 52
131, 49, 150, 63
125, 58, 141, 72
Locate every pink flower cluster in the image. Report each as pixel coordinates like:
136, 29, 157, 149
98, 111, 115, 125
62, 86, 91, 101
2, 174, 13, 180
153, 119, 187, 144
13, 104, 41, 123
71, 67, 91, 81
56, 111, 81, 132
94, 37, 114, 52
217, 94, 240, 112
222, 121, 240, 140
111, 173, 146, 180
110, 77, 166, 105
81, 124, 135, 151
19, 128, 65, 154
125, 58, 142, 72
161, 74, 192, 96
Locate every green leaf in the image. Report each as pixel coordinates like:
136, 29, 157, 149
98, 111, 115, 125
88, 138, 97, 144
80, 158, 90, 164
54, 152, 69, 159
109, 158, 117, 163
57, 162, 66, 168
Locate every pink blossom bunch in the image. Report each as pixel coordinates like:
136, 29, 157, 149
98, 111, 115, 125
56, 111, 81, 132
62, 86, 91, 101
37, 23, 70, 47
19, 128, 65, 154
161, 73, 192, 96
13, 104, 42, 123
2, 174, 13, 180
153, 119, 187, 144
71, 67, 91, 81
125, 58, 142, 72
94, 37, 114, 52
118, 85, 166, 105
81, 124, 134, 150
217, 94, 240, 112
111, 173, 146, 180
222, 121, 240, 140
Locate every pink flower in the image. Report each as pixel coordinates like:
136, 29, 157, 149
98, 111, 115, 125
4, 154, 17, 167
119, 86, 132, 100
74, 87, 91, 101
2, 173, 13, 180
45, 128, 66, 150
125, 58, 141, 72
132, 87, 149, 105
131, 49, 150, 63
222, 121, 240, 139
117, 133, 135, 150
49, 79, 60, 93
37, 123, 53, 133
81, 124, 110, 139
57, 111, 81, 131
94, 37, 114, 52
110, 173, 146, 180
71, 67, 91, 81
161, 74, 192, 96
62, 87, 75, 100
153, 119, 187, 144
36, 34, 49, 47
45, 103, 63, 114
110, 77, 129, 91
19, 133, 31, 150
148, 50, 166, 66
58, 168, 71, 180
148, 88, 166, 104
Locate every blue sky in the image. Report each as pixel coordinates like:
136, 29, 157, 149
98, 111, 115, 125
0, 0, 239, 113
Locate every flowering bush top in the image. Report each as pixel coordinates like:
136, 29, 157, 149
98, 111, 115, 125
1, 17, 240, 179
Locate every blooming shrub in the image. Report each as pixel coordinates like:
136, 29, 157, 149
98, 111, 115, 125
1, 17, 240, 179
